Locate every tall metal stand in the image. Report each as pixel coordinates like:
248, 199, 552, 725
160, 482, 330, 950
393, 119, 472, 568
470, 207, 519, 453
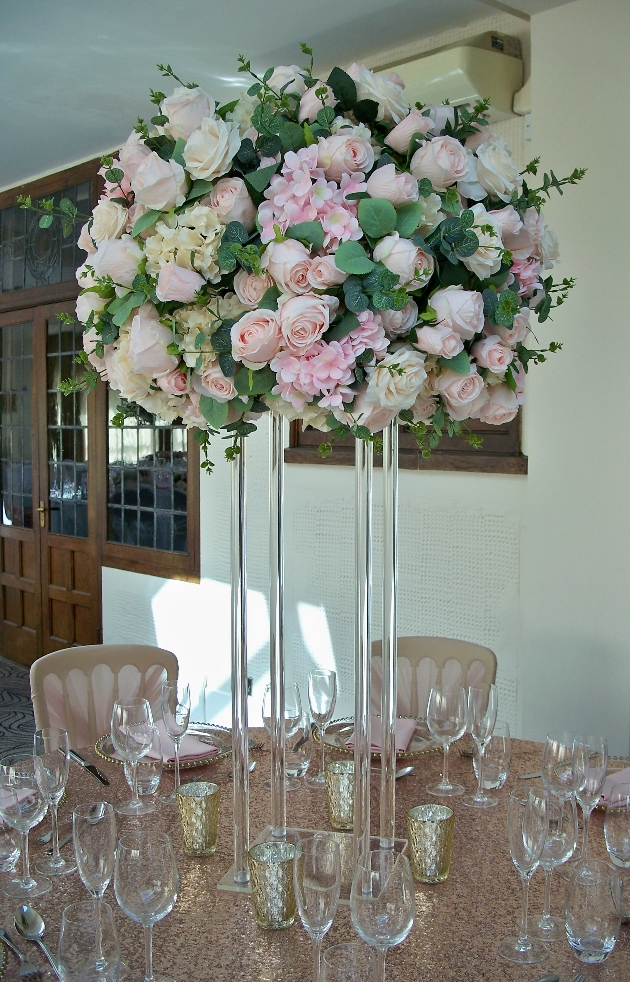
231, 438, 250, 883
269, 413, 286, 839
380, 423, 398, 848
354, 438, 373, 862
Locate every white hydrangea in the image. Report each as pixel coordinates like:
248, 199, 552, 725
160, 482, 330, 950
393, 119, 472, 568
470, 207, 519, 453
144, 205, 224, 283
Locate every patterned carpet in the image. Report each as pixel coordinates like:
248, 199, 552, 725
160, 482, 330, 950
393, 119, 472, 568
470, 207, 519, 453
0, 656, 35, 756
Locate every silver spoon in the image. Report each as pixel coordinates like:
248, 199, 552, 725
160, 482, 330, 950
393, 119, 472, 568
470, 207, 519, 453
13, 906, 61, 980
396, 765, 415, 779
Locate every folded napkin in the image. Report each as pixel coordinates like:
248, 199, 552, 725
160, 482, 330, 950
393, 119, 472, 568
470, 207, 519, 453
147, 719, 219, 764
345, 716, 416, 754
600, 766, 630, 806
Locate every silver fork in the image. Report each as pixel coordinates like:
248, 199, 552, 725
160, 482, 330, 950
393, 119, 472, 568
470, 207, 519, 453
0, 927, 41, 979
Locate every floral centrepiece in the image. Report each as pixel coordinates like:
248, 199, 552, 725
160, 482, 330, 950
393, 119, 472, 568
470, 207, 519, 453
59, 48, 583, 467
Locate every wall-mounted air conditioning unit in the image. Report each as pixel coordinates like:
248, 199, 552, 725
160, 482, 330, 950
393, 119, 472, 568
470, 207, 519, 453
376, 32, 524, 123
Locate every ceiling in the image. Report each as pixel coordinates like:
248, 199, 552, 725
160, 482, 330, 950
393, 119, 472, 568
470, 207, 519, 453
1, 0, 572, 192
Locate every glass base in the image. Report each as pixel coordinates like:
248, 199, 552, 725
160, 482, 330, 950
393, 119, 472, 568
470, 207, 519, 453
160, 792, 177, 805
115, 798, 156, 817
304, 773, 326, 789
36, 855, 77, 876
2, 872, 52, 898
462, 792, 498, 809
127, 976, 175, 982
560, 858, 580, 882
498, 937, 548, 964
262, 778, 300, 791
530, 915, 565, 941
426, 782, 465, 797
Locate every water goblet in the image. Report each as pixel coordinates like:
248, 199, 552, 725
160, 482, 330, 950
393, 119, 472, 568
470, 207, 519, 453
498, 788, 548, 964
125, 724, 163, 797
0, 751, 50, 898
286, 713, 313, 783
33, 727, 76, 875
322, 943, 376, 982
73, 801, 117, 971
350, 850, 415, 982
305, 670, 337, 789
472, 719, 511, 790
0, 817, 20, 872
541, 730, 581, 799
531, 791, 578, 941
262, 682, 303, 791
565, 859, 622, 963
111, 697, 155, 816
462, 683, 498, 808
160, 681, 191, 805
425, 684, 467, 797
605, 782, 630, 868
58, 900, 121, 982
114, 830, 178, 982
294, 836, 341, 981
573, 734, 608, 861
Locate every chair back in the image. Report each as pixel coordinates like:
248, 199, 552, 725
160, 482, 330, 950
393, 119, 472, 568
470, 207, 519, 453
30, 644, 178, 749
371, 636, 497, 719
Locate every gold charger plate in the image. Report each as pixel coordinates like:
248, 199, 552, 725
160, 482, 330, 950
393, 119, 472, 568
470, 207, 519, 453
318, 717, 441, 759
95, 724, 232, 770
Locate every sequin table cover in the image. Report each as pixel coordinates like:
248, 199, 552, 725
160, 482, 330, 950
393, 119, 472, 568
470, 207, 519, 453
1, 735, 628, 982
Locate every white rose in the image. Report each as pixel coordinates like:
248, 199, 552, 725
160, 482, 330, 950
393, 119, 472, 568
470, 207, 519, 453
103, 330, 151, 403
379, 301, 418, 338
418, 193, 443, 235
475, 137, 523, 203
184, 116, 241, 181
462, 204, 504, 280
76, 291, 107, 325
346, 63, 409, 124
365, 346, 427, 411
89, 199, 128, 244
226, 95, 256, 136
131, 152, 187, 211
91, 235, 143, 287
267, 65, 306, 97
456, 150, 486, 202
162, 86, 214, 141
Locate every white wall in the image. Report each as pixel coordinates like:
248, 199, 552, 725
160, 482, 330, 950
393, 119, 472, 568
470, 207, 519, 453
103, 0, 630, 753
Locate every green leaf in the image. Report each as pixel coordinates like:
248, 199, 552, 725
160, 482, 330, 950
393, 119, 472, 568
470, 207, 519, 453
353, 99, 379, 123
39, 215, 54, 229
232, 396, 254, 414
316, 106, 336, 127
358, 198, 397, 239
324, 312, 360, 342
219, 352, 237, 377
438, 350, 470, 374
198, 395, 229, 429
334, 241, 375, 275
110, 292, 145, 327
58, 198, 76, 216
132, 209, 161, 237
216, 99, 239, 120
303, 123, 317, 147
243, 163, 280, 195
279, 120, 306, 153
225, 221, 249, 244
186, 179, 214, 202
171, 137, 186, 168
234, 364, 276, 396
285, 221, 324, 252
327, 67, 357, 108
258, 286, 281, 310
394, 202, 422, 238
217, 244, 237, 272
418, 178, 433, 197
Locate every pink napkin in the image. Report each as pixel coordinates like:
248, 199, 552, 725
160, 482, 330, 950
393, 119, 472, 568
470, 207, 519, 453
147, 719, 219, 764
345, 716, 416, 754
600, 766, 630, 806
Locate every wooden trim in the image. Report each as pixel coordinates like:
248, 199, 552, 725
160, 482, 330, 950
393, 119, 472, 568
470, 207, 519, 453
0, 159, 103, 211
0, 281, 80, 314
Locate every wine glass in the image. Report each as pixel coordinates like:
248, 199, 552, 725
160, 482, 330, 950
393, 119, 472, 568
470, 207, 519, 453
111, 697, 155, 816
114, 830, 178, 982
305, 670, 337, 790
262, 682, 303, 791
605, 782, 630, 867
160, 681, 191, 804
73, 801, 117, 971
58, 900, 121, 982
541, 730, 581, 799
0, 751, 50, 898
572, 735, 607, 862
125, 724, 163, 798
286, 713, 313, 783
33, 727, 76, 876
425, 684, 467, 796
294, 836, 341, 981
531, 791, 578, 941
350, 850, 415, 982
462, 683, 498, 808
498, 788, 548, 964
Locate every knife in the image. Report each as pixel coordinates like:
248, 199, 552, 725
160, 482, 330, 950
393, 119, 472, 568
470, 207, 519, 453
67, 749, 110, 786
519, 771, 542, 780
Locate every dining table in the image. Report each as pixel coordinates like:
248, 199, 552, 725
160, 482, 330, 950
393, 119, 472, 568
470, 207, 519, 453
0, 731, 628, 982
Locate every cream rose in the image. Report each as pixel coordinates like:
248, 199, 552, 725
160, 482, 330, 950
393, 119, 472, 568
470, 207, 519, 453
307, 256, 348, 290
130, 152, 187, 211
384, 110, 432, 154
413, 324, 464, 359
279, 294, 330, 353
76, 291, 107, 325
92, 198, 129, 244
91, 235, 143, 287
262, 239, 312, 295
206, 177, 256, 231
231, 309, 282, 368
298, 82, 335, 123
183, 115, 241, 181
372, 232, 434, 289
417, 193, 443, 236
77, 223, 96, 255
410, 136, 469, 189
366, 164, 418, 206
317, 133, 374, 183
380, 300, 418, 337
233, 269, 275, 308
477, 384, 519, 424
346, 63, 408, 124
128, 304, 178, 377
471, 335, 514, 373
104, 336, 151, 402
155, 263, 205, 303
162, 86, 214, 141
365, 347, 427, 411
432, 285, 484, 340
475, 137, 523, 203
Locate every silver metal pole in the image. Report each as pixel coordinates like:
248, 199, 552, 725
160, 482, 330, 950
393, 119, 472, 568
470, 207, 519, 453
269, 413, 286, 838
231, 437, 250, 882
380, 422, 398, 848
354, 438, 373, 862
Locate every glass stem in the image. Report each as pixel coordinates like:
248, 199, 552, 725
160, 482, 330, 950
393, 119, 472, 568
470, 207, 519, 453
442, 742, 450, 788
542, 867, 552, 921
94, 895, 105, 967
475, 743, 485, 799
319, 723, 326, 779
376, 948, 386, 982
581, 806, 591, 860
174, 739, 181, 793
518, 874, 531, 949
312, 937, 322, 982
144, 924, 154, 982
20, 831, 32, 888
50, 801, 60, 861
131, 760, 139, 807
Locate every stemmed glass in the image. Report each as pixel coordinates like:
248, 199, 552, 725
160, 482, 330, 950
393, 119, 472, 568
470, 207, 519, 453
426, 684, 467, 796
573, 734, 608, 862
541, 730, 580, 799
463, 683, 498, 808
114, 830, 178, 982
294, 836, 341, 981
262, 682, 302, 791
305, 670, 337, 790
0, 752, 50, 898
73, 801, 117, 972
531, 791, 578, 941
350, 850, 415, 982
498, 788, 549, 964
111, 697, 155, 816
160, 681, 191, 804
604, 782, 630, 919
33, 726, 76, 876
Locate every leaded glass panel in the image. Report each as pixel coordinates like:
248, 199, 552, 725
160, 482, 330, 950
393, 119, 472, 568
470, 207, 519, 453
0, 322, 33, 527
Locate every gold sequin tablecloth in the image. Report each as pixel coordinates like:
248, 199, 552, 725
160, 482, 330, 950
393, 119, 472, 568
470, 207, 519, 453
1, 735, 628, 982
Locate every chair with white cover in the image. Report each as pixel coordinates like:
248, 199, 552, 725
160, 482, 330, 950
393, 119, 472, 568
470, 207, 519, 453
371, 636, 497, 719
30, 644, 178, 750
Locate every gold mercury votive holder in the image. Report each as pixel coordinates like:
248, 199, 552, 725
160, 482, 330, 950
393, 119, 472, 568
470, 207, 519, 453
176, 781, 220, 856
407, 803, 455, 883
325, 760, 354, 830
248, 840, 296, 929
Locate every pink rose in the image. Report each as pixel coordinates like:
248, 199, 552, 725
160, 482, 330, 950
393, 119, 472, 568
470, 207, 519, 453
435, 366, 486, 419
91, 235, 143, 287
384, 110, 432, 154
77, 223, 96, 255
464, 126, 494, 152
332, 389, 397, 433
492, 309, 530, 346
432, 285, 484, 340
491, 205, 522, 237
162, 86, 214, 141
128, 304, 178, 377
231, 309, 282, 369
118, 132, 152, 182
196, 363, 237, 402
412, 394, 438, 422
511, 258, 543, 297
366, 164, 418, 206
414, 324, 464, 359
317, 134, 374, 183
279, 294, 330, 353
380, 301, 418, 337
372, 232, 434, 289
307, 256, 348, 290
130, 152, 187, 211
476, 384, 519, 425
155, 263, 205, 303
471, 335, 513, 373
262, 239, 312, 295
157, 369, 189, 395
298, 83, 335, 123
233, 269, 275, 308
206, 177, 256, 231
410, 135, 469, 189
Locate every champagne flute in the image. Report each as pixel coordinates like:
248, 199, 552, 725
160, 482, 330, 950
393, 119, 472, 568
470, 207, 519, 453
73, 801, 117, 971
531, 791, 578, 941
33, 727, 76, 876
425, 684, 467, 796
0, 751, 50, 898
350, 850, 415, 982
305, 670, 337, 790
498, 788, 548, 964
160, 681, 191, 804
294, 836, 341, 981
541, 730, 581, 799
114, 830, 178, 982
262, 682, 302, 791
462, 683, 498, 808
573, 734, 608, 861
111, 697, 155, 816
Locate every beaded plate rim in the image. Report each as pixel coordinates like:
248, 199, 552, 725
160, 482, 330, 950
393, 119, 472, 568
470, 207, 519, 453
316, 716, 441, 759
94, 725, 232, 770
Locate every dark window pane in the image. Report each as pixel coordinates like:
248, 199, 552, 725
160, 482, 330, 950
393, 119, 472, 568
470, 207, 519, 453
123, 509, 138, 546
108, 506, 122, 543
0, 322, 33, 527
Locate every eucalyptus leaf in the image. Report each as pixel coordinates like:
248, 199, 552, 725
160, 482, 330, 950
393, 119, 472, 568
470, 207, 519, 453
358, 198, 397, 239
324, 312, 360, 342
438, 349, 470, 374
285, 221, 324, 252
199, 395, 229, 429
334, 241, 375, 275
394, 202, 422, 238
132, 209, 161, 237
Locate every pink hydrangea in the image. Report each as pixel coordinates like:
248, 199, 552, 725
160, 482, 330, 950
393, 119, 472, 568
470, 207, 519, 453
271, 340, 355, 408
321, 202, 361, 249
340, 311, 388, 361
511, 258, 543, 298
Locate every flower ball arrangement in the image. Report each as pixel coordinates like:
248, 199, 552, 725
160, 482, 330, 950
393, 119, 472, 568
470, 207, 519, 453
57, 46, 583, 468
